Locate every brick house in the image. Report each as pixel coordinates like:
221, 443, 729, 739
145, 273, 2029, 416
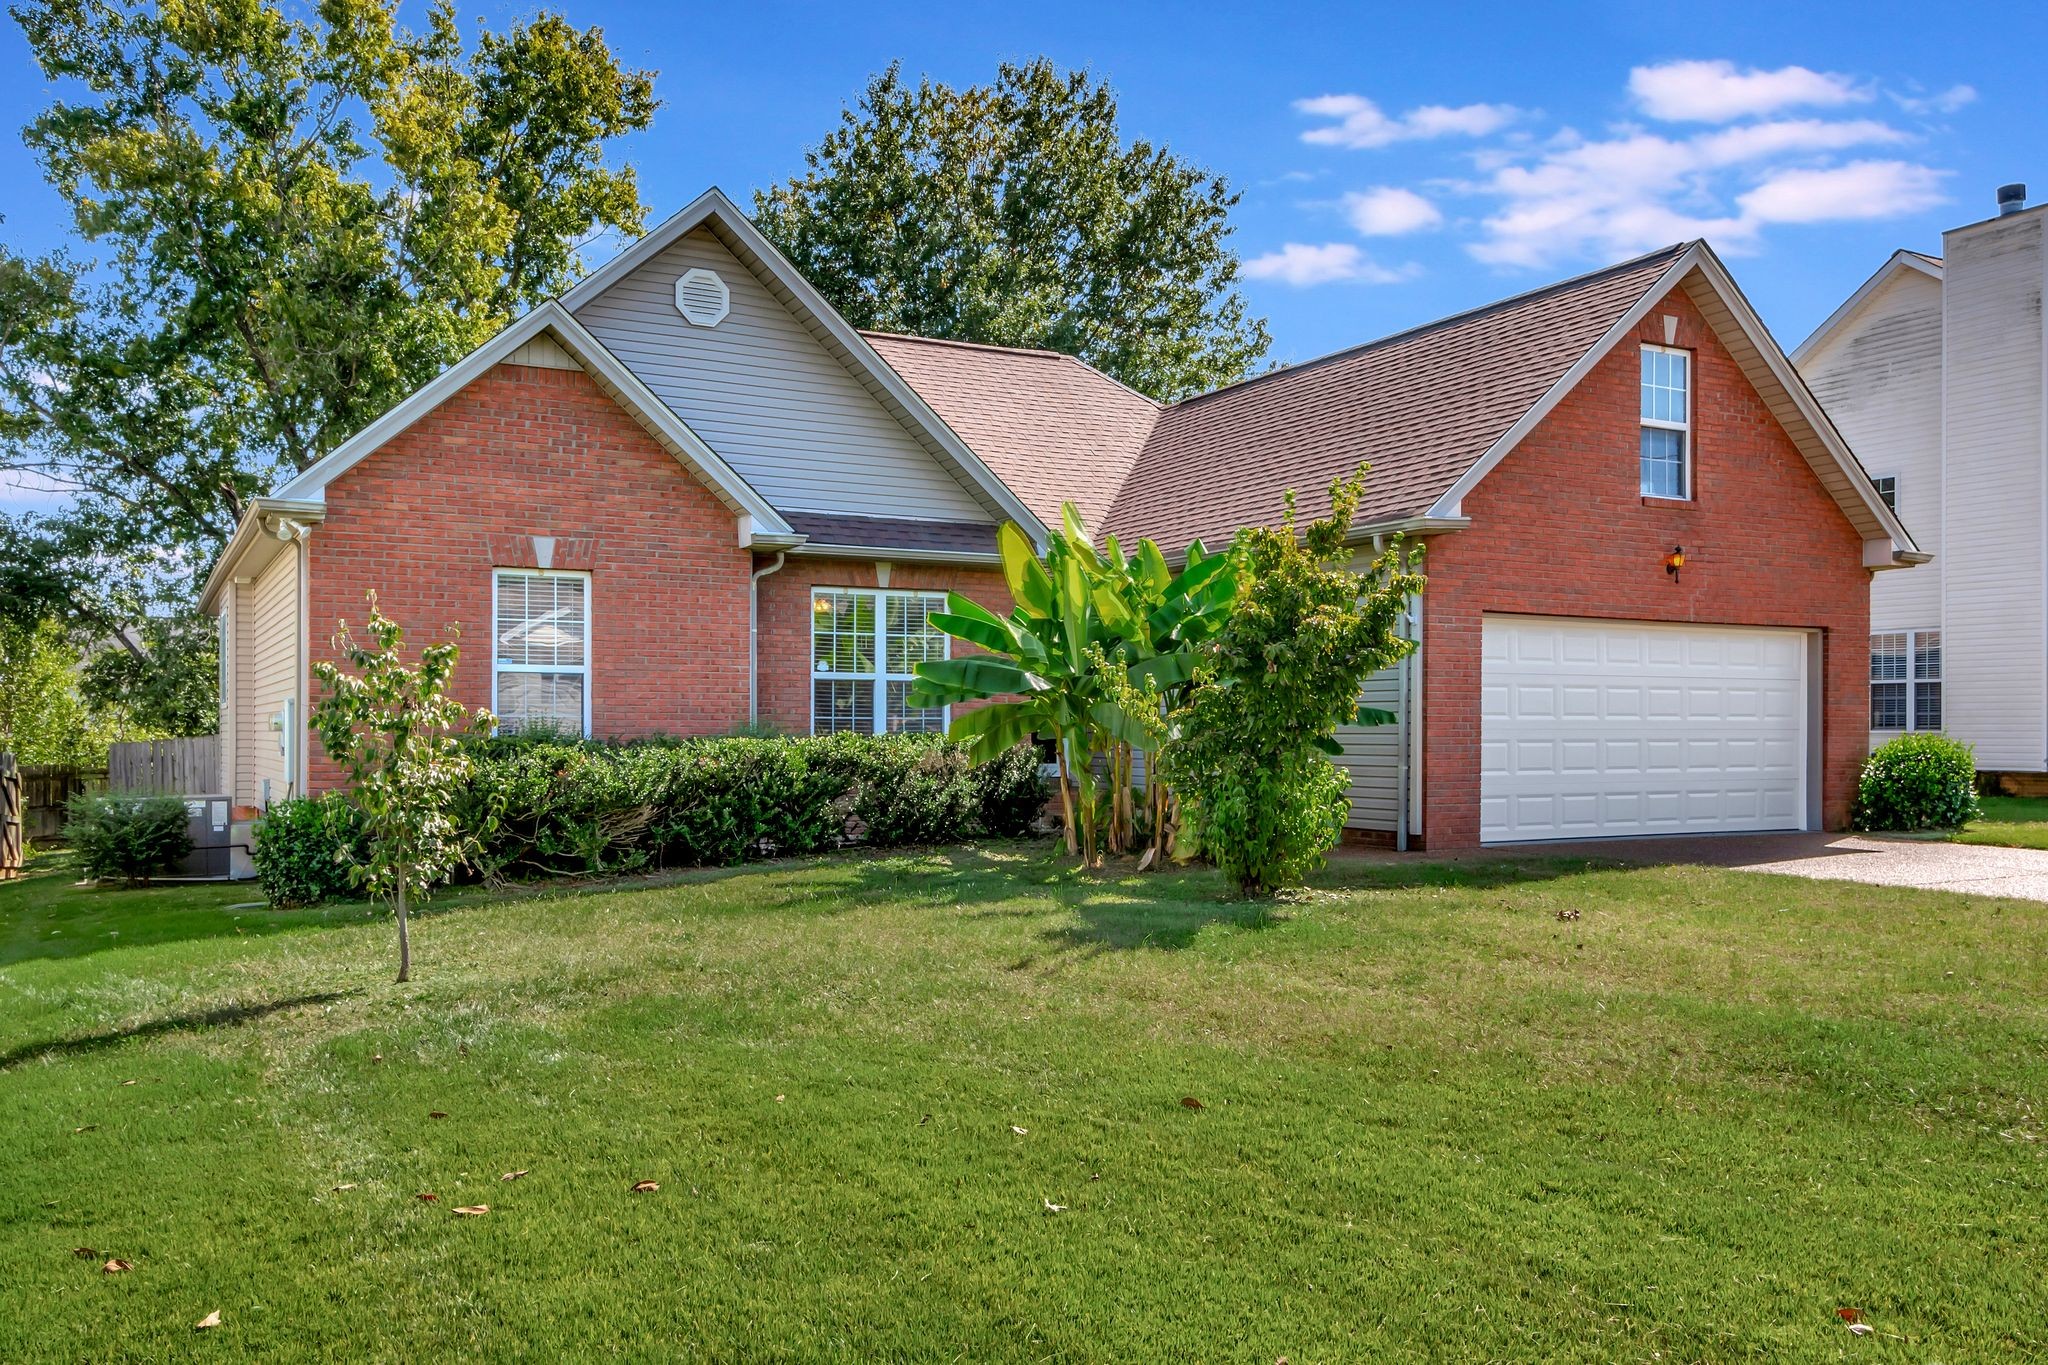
201, 188, 1921, 853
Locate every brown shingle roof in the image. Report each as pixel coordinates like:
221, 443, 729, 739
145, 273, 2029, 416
1109, 244, 1690, 551
858, 245, 1689, 554
860, 331, 1160, 533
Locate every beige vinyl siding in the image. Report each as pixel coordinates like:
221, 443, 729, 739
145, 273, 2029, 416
506, 333, 579, 370
1334, 662, 1411, 832
233, 545, 301, 807
1942, 212, 2047, 770
573, 228, 993, 521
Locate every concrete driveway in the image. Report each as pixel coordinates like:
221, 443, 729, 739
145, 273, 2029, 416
1488, 831, 2048, 903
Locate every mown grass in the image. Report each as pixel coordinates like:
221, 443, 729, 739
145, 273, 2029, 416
1956, 795, 2048, 850
2, 844, 2044, 1361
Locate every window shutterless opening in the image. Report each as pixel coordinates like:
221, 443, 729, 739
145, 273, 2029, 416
1639, 344, 1691, 500
493, 568, 591, 737
810, 588, 950, 735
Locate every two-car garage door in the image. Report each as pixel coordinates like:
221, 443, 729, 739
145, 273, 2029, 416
1479, 616, 1811, 844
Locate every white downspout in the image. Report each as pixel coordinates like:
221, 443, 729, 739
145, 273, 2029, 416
748, 552, 788, 728
1396, 590, 1414, 853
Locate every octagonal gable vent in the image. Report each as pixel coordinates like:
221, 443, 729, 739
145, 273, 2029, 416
674, 267, 731, 328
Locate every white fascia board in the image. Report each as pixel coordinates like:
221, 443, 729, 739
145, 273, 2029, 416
198, 497, 326, 615
1427, 242, 1922, 560
1790, 249, 1943, 365
562, 187, 1052, 544
1428, 245, 1704, 521
268, 302, 793, 541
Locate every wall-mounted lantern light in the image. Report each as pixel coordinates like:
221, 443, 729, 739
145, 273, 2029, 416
1665, 545, 1685, 579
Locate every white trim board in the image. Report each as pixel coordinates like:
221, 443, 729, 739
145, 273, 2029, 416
1426, 241, 1923, 567
270, 302, 795, 544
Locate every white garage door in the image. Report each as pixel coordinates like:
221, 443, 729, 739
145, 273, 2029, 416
1480, 616, 1809, 844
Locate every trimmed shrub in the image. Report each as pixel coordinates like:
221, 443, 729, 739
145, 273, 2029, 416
252, 794, 366, 907
969, 739, 1049, 837
66, 793, 192, 884
1855, 733, 1981, 831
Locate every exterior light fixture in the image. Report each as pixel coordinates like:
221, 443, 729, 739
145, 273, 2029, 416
1665, 546, 1685, 578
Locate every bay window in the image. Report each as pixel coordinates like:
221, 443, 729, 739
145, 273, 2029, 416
812, 588, 949, 735
494, 569, 590, 736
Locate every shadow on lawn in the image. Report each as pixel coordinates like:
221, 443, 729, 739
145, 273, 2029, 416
816, 842, 1608, 954
0, 989, 357, 1070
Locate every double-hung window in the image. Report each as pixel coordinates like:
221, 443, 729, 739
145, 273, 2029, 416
494, 569, 591, 736
812, 588, 949, 735
1870, 629, 1941, 731
1639, 344, 1691, 499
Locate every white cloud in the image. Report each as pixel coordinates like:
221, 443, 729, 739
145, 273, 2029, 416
1737, 160, 1948, 224
1628, 59, 1866, 122
1343, 187, 1444, 235
1892, 83, 1977, 115
1242, 242, 1416, 287
1297, 93, 1519, 149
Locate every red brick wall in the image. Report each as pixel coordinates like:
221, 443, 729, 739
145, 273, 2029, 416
1418, 286, 1872, 846
754, 556, 1013, 735
305, 362, 753, 790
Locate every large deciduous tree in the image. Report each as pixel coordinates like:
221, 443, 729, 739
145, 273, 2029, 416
754, 60, 1270, 401
0, 0, 657, 717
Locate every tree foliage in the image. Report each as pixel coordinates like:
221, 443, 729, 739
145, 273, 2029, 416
1164, 473, 1423, 897
310, 593, 491, 981
0, 614, 159, 766
0, 0, 656, 655
754, 60, 1270, 401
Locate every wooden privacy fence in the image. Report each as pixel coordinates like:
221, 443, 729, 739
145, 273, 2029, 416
4, 755, 93, 867
107, 736, 221, 795
1, 753, 19, 878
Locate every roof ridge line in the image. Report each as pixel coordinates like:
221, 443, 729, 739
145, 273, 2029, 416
1167, 240, 1695, 412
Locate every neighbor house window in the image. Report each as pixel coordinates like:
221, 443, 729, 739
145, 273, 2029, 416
812, 588, 949, 735
1871, 629, 1940, 731
1639, 344, 1691, 499
1872, 475, 1898, 512
494, 569, 590, 736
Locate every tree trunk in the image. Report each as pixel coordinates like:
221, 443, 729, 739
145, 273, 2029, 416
394, 874, 412, 984
1055, 741, 1078, 858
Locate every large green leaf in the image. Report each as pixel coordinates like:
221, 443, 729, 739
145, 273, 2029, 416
931, 593, 1029, 659
1090, 582, 1140, 638
1088, 700, 1155, 750
1311, 734, 1345, 756
1134, 538, 1171, 594
1060, 502, 1100, 569
999, 522, 1054, 618
1058, 553, 1089, 674
1129, 651, 1198, 692
945, 701, 1036, 762
1354, 706, 1398, 727
911, 656, 1047, 700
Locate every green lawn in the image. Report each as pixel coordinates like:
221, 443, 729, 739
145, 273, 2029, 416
1956, 795, 2048, 850
3, 845, 2044, 1361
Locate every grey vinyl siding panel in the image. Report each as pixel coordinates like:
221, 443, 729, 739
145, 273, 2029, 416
573, 229, 993, 521
1334, 664, 1407, 830
1801, 269, 1945, 636
1942, 212, 2047, 770
234, 546, 299, 807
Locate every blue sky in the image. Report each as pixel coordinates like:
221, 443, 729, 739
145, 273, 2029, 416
2, 0, 2039, 511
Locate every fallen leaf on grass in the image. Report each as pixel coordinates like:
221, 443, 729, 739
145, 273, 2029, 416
72, 1247, 97, 1260
918, 1114, 931, 1126
331, 1183, 357, 1192
416, 1193, 438, 1203
196, 1310, 221, 1330
453, 1205, 489, 1216
1837, 1308, 1861, 1324
119, 1080, 136, 1087
428, 1111, 447, 1120
1180, 1097, 1204, 1111
1011, 1126, 1028, 1136
1042, 1199, 1066, 1214
74, 1125, 97, 1134
631, 1180, 659, 1193
500, 1170, 528, 1182
775, 1094, 785, 1103
1846, 1323, 1874, 1337
1556, 908, 1582, 922
102, 1259, 132, 1274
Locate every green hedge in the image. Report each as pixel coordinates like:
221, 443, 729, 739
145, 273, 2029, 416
1854, 732, 1981, 832
253, 733, 1045, 904
66, 792, 193, 884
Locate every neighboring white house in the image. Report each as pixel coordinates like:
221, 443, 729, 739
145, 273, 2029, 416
1796, 184, 2047, 777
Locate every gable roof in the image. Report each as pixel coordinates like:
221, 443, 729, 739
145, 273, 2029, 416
560, 189, 1050, 541
859, 331, 1161, 531
1790, 248, 1945, 365
1107, 245, 1689, 551
271, 302, 797, 544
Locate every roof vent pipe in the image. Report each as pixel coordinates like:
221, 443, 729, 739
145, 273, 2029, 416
1998, 183, 2028, 216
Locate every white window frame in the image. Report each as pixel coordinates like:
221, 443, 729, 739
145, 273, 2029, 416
1639, 343, 1692, 500
809, 587, 951, 736
1871, 474, 1899, 514
1870, 628, 1941, 733
491, 568, 593, 738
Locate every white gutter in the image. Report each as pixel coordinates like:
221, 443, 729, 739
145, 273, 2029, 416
748, 552, 788, 727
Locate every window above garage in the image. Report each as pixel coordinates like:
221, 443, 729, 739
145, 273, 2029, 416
1639, 344, 1691, 500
